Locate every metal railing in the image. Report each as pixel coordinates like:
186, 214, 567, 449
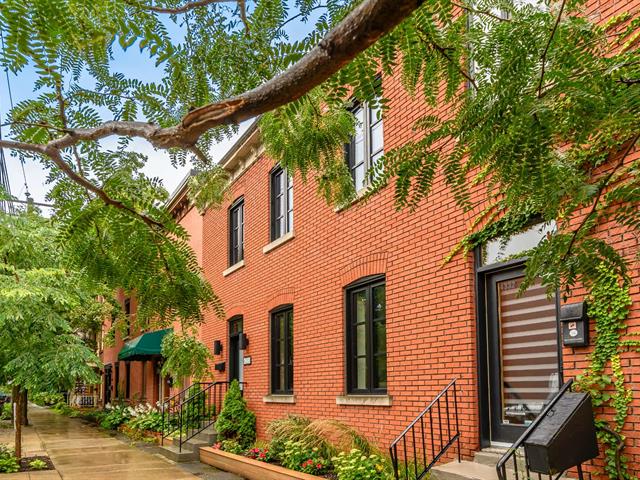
390, 378, 461, 480
496, 379, 590, 480
161, 381, 243, 452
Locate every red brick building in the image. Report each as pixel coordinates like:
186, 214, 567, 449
99, 1, 640, 477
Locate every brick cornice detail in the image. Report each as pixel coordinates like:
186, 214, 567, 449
339, 252, 388, 286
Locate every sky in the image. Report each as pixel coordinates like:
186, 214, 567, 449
0, 1, 313, 211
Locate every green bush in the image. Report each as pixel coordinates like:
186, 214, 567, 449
219, 439, 245, 455
31, 392, 64, 407
0, 445, 19, 473
214, 380, 256, 449
28, 459, 48, 470
99, 404, 132, 430
267, 415, 375, 461
52, 401, 73, 416
0, 402, 11, 420
332, 449, 391, 480
125, 404, 163, 433
281, 441, 330, 475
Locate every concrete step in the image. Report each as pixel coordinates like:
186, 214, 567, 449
182, 438, 210, 453
156, 444, 198, 463
432, 461, 499, 480
474, 448, 508, 467
194, 426, 218, 444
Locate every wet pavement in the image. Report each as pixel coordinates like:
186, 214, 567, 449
0, 406, 241, 480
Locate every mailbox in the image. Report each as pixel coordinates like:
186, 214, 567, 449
214, 361, 225, 372
560, 302, 589, 347
524, 392, 598, 474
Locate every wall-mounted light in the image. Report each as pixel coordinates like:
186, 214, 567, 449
215, 362, 226, 372
213, 340, 223, 355
239, 333, 249, 350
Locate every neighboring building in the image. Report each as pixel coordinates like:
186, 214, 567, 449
99, 173, 203, 406
99, 1, 640, 476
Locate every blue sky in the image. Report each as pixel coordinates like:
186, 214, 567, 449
1, 1, 313, 209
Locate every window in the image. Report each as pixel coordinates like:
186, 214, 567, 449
346, 102, 384, 191
271, 306, 293, 394
346, 276, 386, 394
124, 298, 131, 337
270, 166, 293, 240
229, 197, 244, 266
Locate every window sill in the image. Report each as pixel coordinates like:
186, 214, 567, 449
263, 394, 296, 404
263, 231, 295, 254
223, 260, 245, 277
334, 187, 371, 213
336, 394, 392, 407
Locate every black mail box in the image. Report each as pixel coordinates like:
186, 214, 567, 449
524, 392, 598, 474
560, 302, 589, 347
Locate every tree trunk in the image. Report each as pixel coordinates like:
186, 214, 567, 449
14, 387, 22, 458
10, 386, 17, 424
21, 390, 28, 426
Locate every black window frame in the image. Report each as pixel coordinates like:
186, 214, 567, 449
345, 275, 387, 395
345, 100, 384, 192
228, 197, 244, 266
124, 298, 131, 338
270, 305, 294, 395
270, 165, 293, 241
125, 362, 131, 399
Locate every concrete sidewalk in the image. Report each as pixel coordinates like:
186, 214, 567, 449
0, 406, 239, 480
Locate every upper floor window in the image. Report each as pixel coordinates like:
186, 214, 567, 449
124, 298, 131, 338
229, 197, 244, 266
271, 306, 294, 395
270, 166, 293, 241
346, 275, 387, 394
346, 102, 384, 192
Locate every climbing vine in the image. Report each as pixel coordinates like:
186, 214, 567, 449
575, 264, 634, 480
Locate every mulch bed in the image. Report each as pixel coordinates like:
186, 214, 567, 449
18, 455, 55, 472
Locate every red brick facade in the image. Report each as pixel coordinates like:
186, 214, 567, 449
99, 1, 640, 476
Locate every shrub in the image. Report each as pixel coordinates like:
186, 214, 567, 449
217, 439, 245, 455
52, 401, 73, 416
267, 415, 375, 461
332, 449, 391, 480
125, 403, 163, 433
28, 458, 48, 470
281, 441, 330, 475
0, 402, 11, 420
0, 445, 19, 473
31, 392, 64, 407
99, 404, 132, 430
214, 380, 256, 449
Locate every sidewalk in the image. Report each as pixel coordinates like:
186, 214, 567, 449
0, 406, 239, 480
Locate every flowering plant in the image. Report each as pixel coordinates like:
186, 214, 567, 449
331, 449, 390, 480
281, 441, 329, 474
245, 446, 273, 463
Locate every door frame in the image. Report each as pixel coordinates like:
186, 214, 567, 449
228, 316, 243, 383
475, 254, 563, 446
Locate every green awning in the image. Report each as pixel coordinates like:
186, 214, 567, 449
118, 328, 172, 361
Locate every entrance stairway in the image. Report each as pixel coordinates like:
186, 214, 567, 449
431, 448, 510, 480
390, 380, 584, 480
156, 381, 241, 463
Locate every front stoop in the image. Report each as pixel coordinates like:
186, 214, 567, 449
432, 449, 508, 480
158, 426, 218, 462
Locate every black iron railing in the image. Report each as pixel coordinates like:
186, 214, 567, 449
390, 378, 461, 480
496, 379, 590, 480
161, 381, 243, 452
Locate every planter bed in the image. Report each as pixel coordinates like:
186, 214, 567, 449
200, 447, 324, 480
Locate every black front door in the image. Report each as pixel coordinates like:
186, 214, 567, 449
484, 266, 561, 443
229, 316, 243, 383
104, 365, 112, 405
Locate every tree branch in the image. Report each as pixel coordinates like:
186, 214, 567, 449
537, 0, 566, 98
451, 1, 510, 23
126, 0, 236, 14
1, 0, 423, 220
